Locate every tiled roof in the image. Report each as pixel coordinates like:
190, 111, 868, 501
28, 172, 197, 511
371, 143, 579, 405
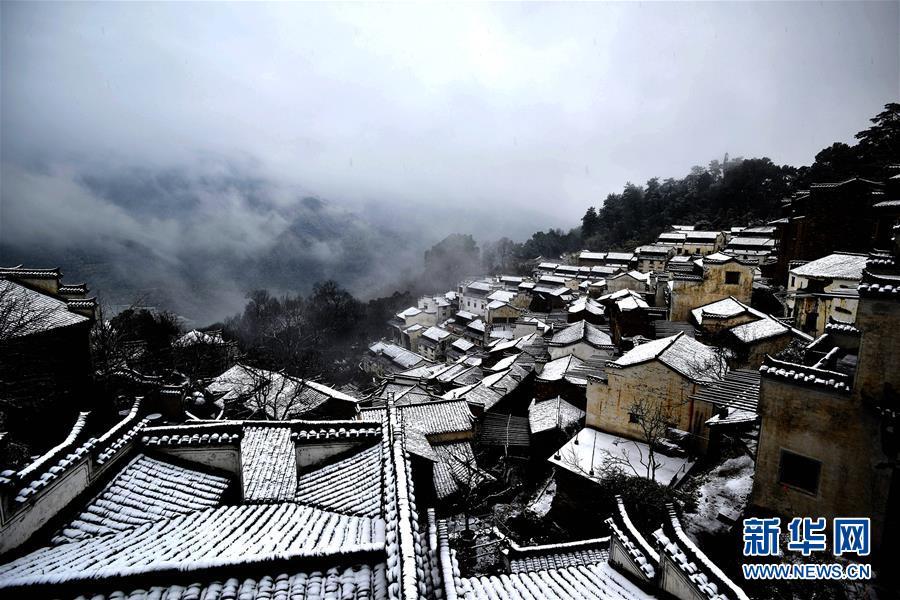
611, 333, 725, 383
206, 365, 356, 419
528, 397, 585, 434
432, 442, 492, 499
506, 536, 610, 573
0, 503, 385, 589
369, 342, 431, 369
691, 297, 748, 324
295, 443, 383, 517
550, 320, 613, 348
460, 561, 652, 600
730, 318, 789, 343
690, 369, 760, 414
477, 412, 531, 448
67, 564, 388, 600
422, 326, 453, 342
399, 400, 474, 437
0, 280, 90, 337
790, 252, 868, 280
241, 426, 297, 502
53, 454, 229, 545
759, 356, 852, 392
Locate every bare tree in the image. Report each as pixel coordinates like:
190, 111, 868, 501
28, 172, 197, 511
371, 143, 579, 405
555, 397, 675, 482
609, 396, 674, 480
216, 364, 313, 420
0, 280, 57, 342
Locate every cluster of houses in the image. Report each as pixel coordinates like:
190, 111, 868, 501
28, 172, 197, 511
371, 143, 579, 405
0, 170, 897, 597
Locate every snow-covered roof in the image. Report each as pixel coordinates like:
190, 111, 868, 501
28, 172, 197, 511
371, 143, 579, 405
567, 296, 605, 316
550, 427, 694, 486
579, 251, 607, 261
550, 320, 613, 348
397, 306, 422, 319
684, 230, 721, 242
52, 454, 230, 545
658, 232, 686, 242
467, 319, 486, 333
461, 560, 653, 600
635, 244, 674, 256
487, 290, 516, 303
455, 310, 478, 321
611, 333, 725, 383
539, 274, 568, 284
790, 252, 868, 280
422, 326, 452, 343
727, 236, 776, 248
369, 342, 431, 369
206, 365, 357, 419
295, 442, 383, 517
606, 252, 634, 262
452, 338, 475, 352
466, 281, 493, 293
432, 442, 492, 500
528, 397, 585, 434
0, 502, 384, 589
362, 399, 473, 438
690, 297, 748, 324
730, 318, 790, 343
241, 426, 297, 502
537, 354, 594, 385
0, 280, 90, 337
506, 537, 610, 574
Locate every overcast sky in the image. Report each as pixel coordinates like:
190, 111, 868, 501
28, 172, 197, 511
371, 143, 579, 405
3, 1, 898, 219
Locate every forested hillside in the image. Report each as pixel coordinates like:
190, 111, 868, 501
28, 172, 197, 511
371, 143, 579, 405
479, 102, 898, 271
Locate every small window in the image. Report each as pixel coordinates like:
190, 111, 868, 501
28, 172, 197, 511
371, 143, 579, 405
790, 276, 796, 288
629, 412, 640, 424
725, 271, 741, 285
778, 449, 821, 495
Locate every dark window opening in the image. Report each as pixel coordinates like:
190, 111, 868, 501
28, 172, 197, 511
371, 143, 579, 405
778, 449, 821, 495
725, 271, 741, 285
629, 412, 640, 424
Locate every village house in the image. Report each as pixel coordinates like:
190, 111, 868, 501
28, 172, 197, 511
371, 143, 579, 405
597, 289, 665, 344
751, 238, 900, 560
605, 251, 636, 271
485, 300, 522, 331
417, 294, 455, 325
786, 251, 867, 335
458, 280, 495, 316
657, 230, 687, 254
690, 296, 812, 368
417, 325, 454, 361
566, 295, 605, 324
389, 305, 434, 349
583, 332, 726, 455
724, 225, 779, 265
365, 341, 432, 375
548, 320, 616, 362
0, 267, 98, 451
681, 230, 725, 256
668, 252, 755, 322
605, 270, 650, 294
577, 251, 607, 267
206, 363, 359, 420
635, 244, 675, 273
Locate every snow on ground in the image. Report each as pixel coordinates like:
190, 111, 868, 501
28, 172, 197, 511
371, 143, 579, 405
525, 477, 556, 519
684, 454, 754, 540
